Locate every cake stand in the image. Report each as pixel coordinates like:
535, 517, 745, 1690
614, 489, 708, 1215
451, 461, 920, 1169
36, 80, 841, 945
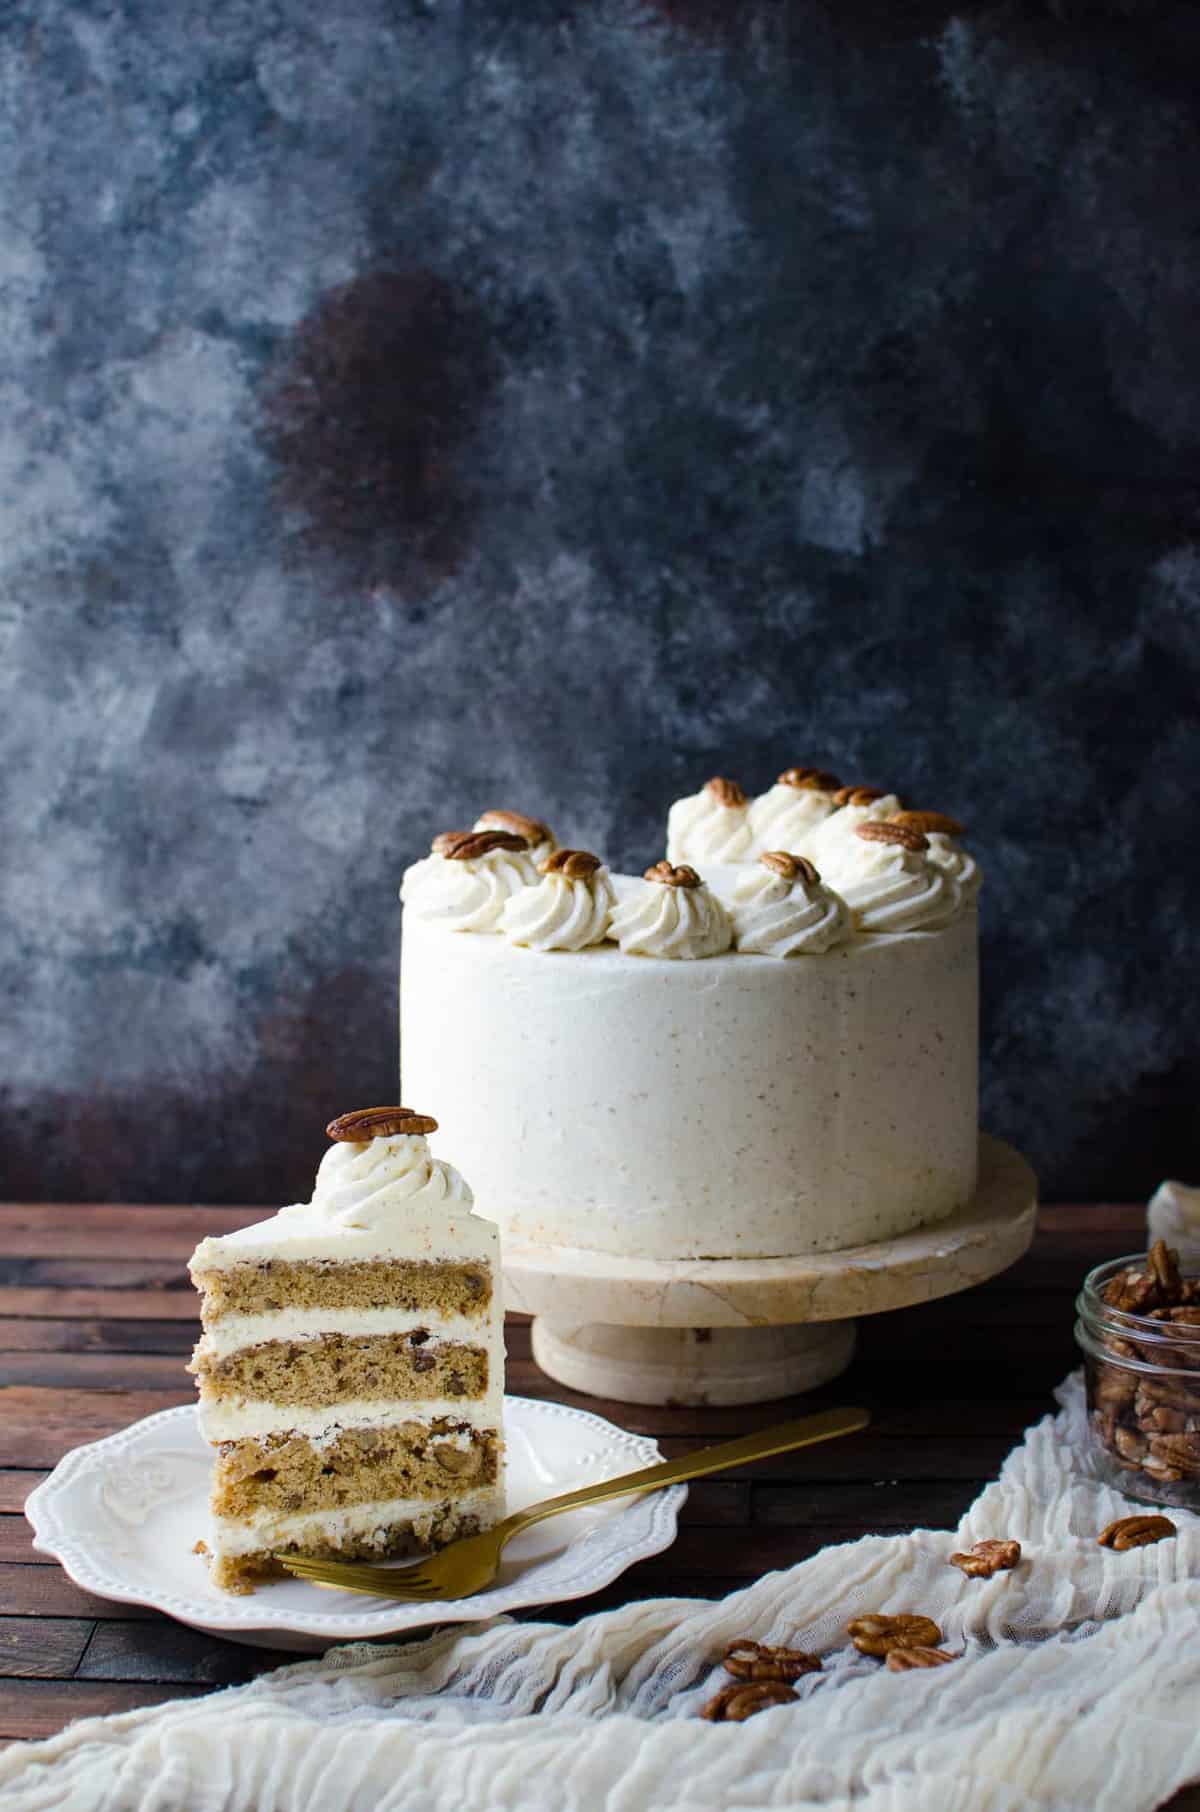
503, 1135, 1036, 1406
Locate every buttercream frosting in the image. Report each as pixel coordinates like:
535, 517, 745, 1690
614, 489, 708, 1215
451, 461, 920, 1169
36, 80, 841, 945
834, 829, 962, 931
666, 777, 754, 865
924, 831, 982, 908
805, 791, 903, 881
609, 868, 733, 959
401, 840, 537, 932
500, 860, 615, 952
747, 769, 840, 854
730, 856, 853, 956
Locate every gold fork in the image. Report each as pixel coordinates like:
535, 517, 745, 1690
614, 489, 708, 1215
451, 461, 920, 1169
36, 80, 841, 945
278, 1403, 869, 1601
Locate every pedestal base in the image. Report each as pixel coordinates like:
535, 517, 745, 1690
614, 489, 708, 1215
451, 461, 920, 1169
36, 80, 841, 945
505, 1135, 1036, 1407
531, 1319, 858, 1407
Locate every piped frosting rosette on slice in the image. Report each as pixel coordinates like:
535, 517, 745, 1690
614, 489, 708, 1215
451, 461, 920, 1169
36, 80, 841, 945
609, 861, 733, 959
666, 777, 754, 865
275, 1107, 473, 1237
835, 822, 962, 931
401, 829, 538, 932
747, 767, 842, 856
473, 809, 557, 868
888, 810, 981, 909
501, 849, 615, 952
731, 852, 853, 956
805, 785, 904, 882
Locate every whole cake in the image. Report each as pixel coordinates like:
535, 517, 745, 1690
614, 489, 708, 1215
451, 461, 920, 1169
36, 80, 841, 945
400, 771, 980, 1262
188, 1106, 504, 1592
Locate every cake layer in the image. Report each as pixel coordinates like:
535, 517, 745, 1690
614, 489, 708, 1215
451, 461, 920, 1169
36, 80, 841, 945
192, 1258, 492, 1319
401, 906, 979, 1259
192, 1330, 489, 1408
207, 1486, 504, 1592
197, 1391, 501, 1444
212, 1421, 500, 1518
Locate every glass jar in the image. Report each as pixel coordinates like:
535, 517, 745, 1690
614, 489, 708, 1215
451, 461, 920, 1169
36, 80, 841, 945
1075, 1252, 1200, 1512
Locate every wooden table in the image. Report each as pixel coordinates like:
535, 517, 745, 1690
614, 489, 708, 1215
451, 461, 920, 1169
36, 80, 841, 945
0, 1198, 1187, 1782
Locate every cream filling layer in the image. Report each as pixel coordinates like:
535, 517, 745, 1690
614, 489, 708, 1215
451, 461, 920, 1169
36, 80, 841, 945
196, 1308, 496, 1362
198, 1392, 503, 1445
211, 1483, 505, 1556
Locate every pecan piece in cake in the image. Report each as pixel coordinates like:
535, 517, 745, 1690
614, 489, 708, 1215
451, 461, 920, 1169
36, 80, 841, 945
700, 1680, 797, 1721
540, 848, 603, 880
889, 809, 966, 838
704, 776, 749, 809
644, 860, 702, 888
847, 1613, 941, 1657
326, 1106, 438, 1141
721, 1638, 822, 1682
777, 766, 841, 791
760, 851, 821, 886
949, 1538, 1021, 1578
1096, 1514, 1177, 1550
854, 821, 928, 853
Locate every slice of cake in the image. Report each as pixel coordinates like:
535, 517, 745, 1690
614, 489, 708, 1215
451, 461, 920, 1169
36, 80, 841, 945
188, 1106, 504, 1593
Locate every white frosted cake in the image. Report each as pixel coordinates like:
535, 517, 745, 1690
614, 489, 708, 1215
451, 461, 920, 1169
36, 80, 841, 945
189, 1106, 504, 1592
399, 774, 981, 1262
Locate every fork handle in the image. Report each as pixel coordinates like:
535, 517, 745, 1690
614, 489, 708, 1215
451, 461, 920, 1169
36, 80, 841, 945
502, 1404, 869, 1535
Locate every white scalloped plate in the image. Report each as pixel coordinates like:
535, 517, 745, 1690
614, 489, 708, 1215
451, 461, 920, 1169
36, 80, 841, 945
26, 1396, 685, 1650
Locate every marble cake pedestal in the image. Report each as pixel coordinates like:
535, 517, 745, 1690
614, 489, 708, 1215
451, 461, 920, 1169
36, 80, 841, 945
502, 1135, 1037, 1407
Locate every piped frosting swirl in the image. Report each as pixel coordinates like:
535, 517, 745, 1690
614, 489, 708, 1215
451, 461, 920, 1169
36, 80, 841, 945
748, 767, 841, 854
402, 831, 538, 931
501, 850, 615, 951
666, 776, 754, 865
834, 823, 961, 931
279, 1130, 473, 1236
731, 853, 853, 956
474, 809, 557, 867
610, 864, 733, 959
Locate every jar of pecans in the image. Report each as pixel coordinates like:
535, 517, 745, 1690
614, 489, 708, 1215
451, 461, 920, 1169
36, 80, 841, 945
1075, 1239, 1200, 1510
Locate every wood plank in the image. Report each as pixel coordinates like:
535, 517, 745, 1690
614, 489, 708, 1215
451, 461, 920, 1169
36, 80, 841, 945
0, 1321, 196, 1356
0, 1355, 198, 1390
0, 1388, 193, 1468
753, 1479, 981, 1530
0, 1563, 162, 1620
0, 1203, 261, 1254
0, 1287, 201, 1321
0, 1475, 45, 1516
0, 1618, 93, 1679
0, 1678, 210, 1741
76, 1622, 294, 1686
0, 1259, 191, 1291
0, 1520, 45, 1565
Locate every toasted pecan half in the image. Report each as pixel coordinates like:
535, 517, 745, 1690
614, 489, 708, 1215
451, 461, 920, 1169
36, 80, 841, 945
760, 851, 821, 886
777, 766, 841, 791
833, 785, 888, 807
476, 808, 553, 847
539, 848, 603, 880
855, 821, 928, 853
436, 829, 529, 861
644, 860, 702, 888
326, 1106, 438, 1142
890, 809, 965, 839
704, 776, 749, 809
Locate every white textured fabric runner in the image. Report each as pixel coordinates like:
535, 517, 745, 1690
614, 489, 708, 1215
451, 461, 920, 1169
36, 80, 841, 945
3, 1373, 1199, 1811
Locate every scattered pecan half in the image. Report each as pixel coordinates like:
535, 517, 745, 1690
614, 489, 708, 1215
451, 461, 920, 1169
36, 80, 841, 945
847, 1613, 942, 1657
885, 1646, 958, 1672
854, 821, 928, 852
704, 776, 749, 809
475, 808, 553, 847
760, 851, 820, 885
1096, 1514, 1177, 1550
436, 829, 529, 861
722, 1639, 822, 1683
644, 860, 702, 888
701, 1680, 798, 1721
540, 848, 603, 880
777, 766, 840, 791
833, 785, 888, 807
326, 1106, 438, 1141
889, 809, 966, 838
949, 1538, 1021, 1578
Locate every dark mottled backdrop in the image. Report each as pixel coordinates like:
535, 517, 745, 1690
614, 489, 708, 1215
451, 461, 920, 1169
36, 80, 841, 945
2, 0, 1198, 1206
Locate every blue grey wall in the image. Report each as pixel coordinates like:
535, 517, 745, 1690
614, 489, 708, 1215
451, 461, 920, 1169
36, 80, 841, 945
2, 0, 1198, 1207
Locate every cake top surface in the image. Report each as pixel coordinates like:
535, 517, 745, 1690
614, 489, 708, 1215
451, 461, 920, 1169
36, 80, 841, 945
400, 767, 980, 958
190, 1109, 496, 1270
